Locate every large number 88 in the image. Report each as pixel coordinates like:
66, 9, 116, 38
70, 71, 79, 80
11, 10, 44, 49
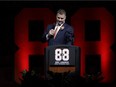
55, 48, 69, 61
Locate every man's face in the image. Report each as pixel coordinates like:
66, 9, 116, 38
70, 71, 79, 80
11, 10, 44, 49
56, 13, 66, 26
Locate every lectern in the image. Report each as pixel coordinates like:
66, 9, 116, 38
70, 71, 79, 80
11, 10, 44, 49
44, 45, 80, 79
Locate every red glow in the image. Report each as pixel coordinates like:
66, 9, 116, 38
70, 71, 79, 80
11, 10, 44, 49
15, 8, 55, 83
71, 8, 115, 83
14, 8, 115, 83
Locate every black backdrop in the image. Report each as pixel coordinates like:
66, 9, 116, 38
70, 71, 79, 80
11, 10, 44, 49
0, 1, 116, 86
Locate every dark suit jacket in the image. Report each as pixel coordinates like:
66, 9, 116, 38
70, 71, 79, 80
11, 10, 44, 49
42, 23, 74, 46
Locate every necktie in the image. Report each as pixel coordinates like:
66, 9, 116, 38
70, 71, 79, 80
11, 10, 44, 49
54, 27, 58, 39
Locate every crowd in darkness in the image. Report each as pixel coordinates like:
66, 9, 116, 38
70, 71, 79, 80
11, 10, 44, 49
18, 69, 115, 87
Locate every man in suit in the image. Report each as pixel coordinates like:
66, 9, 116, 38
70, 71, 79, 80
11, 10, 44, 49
42, 9, 74, 46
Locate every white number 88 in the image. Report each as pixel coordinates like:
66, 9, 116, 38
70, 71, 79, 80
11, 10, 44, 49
55, 48, 69, 61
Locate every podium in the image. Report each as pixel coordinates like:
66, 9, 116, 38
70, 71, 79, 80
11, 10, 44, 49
44, 45, 80, 79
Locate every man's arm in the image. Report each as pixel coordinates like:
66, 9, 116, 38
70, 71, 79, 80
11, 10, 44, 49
65, 26, 74, 45
41, 25, 54, 42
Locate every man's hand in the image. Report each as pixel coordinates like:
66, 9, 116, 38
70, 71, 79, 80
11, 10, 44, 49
48, 29, 55, 36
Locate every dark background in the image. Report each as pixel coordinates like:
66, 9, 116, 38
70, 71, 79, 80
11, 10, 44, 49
0, 1, 116, 87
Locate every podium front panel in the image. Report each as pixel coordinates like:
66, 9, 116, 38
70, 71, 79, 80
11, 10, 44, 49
45, 45, 80, 79
49, 46, 76, 66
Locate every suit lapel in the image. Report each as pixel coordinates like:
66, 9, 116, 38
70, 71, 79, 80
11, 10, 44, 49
54, 23, 66, 39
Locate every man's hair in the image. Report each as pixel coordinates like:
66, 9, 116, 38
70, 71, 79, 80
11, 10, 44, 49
57, 9, 66, 16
